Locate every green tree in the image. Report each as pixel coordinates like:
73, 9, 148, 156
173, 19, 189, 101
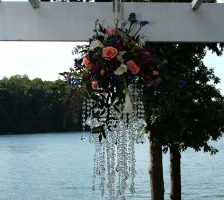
0, 75, 81, 134
143, 0, 224, 199
146, 43, 224, 200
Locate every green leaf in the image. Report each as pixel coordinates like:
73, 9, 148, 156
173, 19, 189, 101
99, 23, 106, 34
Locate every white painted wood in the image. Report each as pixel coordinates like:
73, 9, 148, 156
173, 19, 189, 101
28, 0, 40, 8
0, 2, 224, 42
192, 0, 204, 10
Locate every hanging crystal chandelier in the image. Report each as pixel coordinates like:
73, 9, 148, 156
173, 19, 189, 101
61, 13, 160, 200
82, 81, 146, 199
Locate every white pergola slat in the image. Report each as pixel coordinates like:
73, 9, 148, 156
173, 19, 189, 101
28, 0, 40, 8
0, 2, 224, 42
192, 0, 204, 9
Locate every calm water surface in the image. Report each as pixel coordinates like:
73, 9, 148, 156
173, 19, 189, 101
0, 133, 223, 200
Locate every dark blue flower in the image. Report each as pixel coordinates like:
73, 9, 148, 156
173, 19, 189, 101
107, 38, 117, 46
128, 13, 138, 23
129, 13, 136, 20
140, 20, 149, 26
73, 79, 80, 87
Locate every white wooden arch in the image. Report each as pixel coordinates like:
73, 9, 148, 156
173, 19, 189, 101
0, 1, 224, 42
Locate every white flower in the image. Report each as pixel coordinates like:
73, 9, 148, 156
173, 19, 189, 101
123, 92, 133, 114
114, 63, 127, 75
116, 51, 127, 62
89, 40, 104, 50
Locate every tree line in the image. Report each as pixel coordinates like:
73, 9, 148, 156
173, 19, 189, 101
0, 75, 83, 134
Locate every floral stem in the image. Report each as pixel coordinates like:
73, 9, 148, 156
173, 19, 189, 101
122, 75, 128, 95
133, 26, 143, 38
128, 23, 134, 34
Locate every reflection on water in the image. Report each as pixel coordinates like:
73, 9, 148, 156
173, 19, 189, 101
0, 133, 223, 200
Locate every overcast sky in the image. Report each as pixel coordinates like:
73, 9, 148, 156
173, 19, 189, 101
0, 41, 77, 81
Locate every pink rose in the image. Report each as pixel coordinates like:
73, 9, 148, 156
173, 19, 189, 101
102, 46, 118, 59
127, 60, 140, 74
106, 27, 118, 35
92, 80, 98, 89
82, 57, 91, 68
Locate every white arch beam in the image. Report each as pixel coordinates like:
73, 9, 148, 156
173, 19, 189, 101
0, 2, 224, 42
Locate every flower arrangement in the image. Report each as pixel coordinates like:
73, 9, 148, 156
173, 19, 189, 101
61, 13, 160, 200
63, 13, 160, 136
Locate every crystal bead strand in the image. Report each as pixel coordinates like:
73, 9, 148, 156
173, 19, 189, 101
110, 127, 116, 199
106, 123, 116, 199
86, 98, 91, 121
86, 99, 94, 143
99, 143, 106, 196
116, 129, 122, 199
92, 148, 97, 191
106, 132, 112, 198
137, 85, 147, 144
81, 98, 87, 141
92, 134, 100, 191
116, 124, 128, 200
127, 110, 136, 194
128, 128, 136, 194
120, 125, 129, 198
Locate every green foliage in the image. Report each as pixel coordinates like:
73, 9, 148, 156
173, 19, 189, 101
145, 43, 224, 154
0, 75, 82, 134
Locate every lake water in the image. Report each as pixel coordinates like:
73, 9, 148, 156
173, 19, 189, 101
0, 133, 223, 200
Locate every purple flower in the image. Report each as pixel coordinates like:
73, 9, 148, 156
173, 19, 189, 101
91, 64, 100, 73
67, 78, 71, 87
140, 20, 149, 27
74, 58, 82, 69
83, 73, 90, 79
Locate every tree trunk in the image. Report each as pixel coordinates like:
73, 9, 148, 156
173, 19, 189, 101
148, 132, 165, 200
170, 146, 181, 200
